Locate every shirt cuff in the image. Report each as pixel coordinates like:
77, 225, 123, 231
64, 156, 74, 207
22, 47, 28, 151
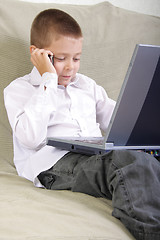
41, 72, 58, 90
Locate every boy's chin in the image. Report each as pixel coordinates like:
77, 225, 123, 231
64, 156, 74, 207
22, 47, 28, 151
58, 76, 74, 87
58, 79, 71, 87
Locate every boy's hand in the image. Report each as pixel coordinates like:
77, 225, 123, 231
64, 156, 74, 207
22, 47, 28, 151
30, 48, 57, 76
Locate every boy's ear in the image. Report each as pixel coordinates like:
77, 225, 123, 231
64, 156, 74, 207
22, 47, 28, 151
30, 45, 36, 54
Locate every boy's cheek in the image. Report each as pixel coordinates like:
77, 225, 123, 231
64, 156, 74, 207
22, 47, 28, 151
54, 61, 63, 70
53, 64, 61, 75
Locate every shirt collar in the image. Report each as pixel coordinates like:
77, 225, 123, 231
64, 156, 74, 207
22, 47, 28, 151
30, 67, 88, 90
71, 74, 91, 90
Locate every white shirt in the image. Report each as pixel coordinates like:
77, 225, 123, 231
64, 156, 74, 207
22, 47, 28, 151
4, 67, 116, 187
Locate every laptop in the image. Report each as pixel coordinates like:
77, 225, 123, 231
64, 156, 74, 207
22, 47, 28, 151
47, 44, 160, 157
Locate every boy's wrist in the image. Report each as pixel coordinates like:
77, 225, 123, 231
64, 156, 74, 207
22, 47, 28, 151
38, 66, 57, 76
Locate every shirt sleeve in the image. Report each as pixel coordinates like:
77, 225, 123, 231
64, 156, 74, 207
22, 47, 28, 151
95, 85, 116, 132
4, 72, 58, 149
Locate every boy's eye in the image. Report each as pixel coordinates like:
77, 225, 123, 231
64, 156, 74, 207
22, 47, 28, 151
73, 58, 80, 62
54, 56, 80, 62
54, 57, 65, 61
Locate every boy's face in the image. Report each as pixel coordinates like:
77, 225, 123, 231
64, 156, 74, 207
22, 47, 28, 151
46, 35, 83, 87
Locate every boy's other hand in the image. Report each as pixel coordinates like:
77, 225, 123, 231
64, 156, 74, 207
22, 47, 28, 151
30, 48, 57, 76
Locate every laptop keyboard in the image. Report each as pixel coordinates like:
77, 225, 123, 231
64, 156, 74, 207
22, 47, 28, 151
74, 137, 104, 145
145, 150, 160, 162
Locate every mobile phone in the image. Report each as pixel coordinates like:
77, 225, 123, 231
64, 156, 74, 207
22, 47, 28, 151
48, 54, 54, 65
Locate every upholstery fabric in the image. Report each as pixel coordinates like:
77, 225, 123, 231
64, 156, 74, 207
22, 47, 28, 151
0, 0, 160, 238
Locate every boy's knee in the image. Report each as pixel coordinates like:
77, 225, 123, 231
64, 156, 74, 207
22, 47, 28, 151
102, 149, 156, 169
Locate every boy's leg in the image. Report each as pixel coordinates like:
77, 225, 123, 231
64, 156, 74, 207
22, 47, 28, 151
38, 152, 112, 199
38, 150, 160, 240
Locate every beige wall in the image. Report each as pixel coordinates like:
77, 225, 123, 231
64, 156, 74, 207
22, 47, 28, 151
20, 0, 160, 17
108, 0, 160, 17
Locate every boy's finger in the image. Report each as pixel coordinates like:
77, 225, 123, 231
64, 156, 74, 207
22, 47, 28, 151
31, 47, 39, 53
32, 49, 53, 59
45, 50, 53, 56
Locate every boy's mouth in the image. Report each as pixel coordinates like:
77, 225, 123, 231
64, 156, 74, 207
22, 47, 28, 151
62, 75, 71, 79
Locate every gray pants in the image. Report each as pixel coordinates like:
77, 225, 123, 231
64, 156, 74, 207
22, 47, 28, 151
38, 150, 160, 240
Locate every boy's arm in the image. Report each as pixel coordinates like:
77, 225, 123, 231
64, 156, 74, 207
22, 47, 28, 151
4, 48, 59, 149
96, 85, 116, 132
4, 71, 58, 149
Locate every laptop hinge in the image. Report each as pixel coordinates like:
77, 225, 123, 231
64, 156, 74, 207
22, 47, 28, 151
105, 142, 114, 149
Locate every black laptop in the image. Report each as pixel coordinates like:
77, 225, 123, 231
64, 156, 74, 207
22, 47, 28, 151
47, 44, 160, 157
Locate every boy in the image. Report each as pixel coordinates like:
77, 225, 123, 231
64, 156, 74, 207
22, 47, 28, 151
4, 9, 160, 240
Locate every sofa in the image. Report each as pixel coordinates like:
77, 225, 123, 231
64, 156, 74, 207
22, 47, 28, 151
0, 0, 160, 239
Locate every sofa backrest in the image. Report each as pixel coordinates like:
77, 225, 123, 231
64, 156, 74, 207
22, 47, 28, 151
0, 0, 160, 165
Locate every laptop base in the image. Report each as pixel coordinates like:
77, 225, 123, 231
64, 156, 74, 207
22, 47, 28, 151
47, 138, 160, 160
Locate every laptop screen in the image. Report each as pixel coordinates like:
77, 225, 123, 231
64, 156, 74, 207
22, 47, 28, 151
127, 56, 160, 146
106, 44, 160, 147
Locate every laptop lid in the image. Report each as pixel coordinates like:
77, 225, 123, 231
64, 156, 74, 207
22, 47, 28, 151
105, 44, 160, 147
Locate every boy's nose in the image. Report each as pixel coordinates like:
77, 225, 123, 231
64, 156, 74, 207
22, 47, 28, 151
65, 60, 73, 70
